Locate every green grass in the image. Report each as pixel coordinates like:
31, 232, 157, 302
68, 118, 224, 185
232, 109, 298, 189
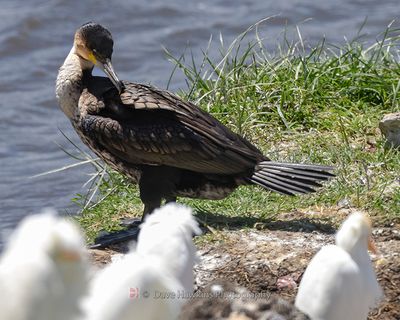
73, 21, 400, 242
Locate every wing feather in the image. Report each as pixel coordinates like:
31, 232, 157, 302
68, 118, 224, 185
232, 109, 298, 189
78, 79, 264, 174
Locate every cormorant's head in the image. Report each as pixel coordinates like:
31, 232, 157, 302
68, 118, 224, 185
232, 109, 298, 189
74, 22, 123, 93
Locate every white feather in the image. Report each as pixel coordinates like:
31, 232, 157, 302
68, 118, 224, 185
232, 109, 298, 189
0, 210, 90, 320
295, 212, 383, 320
136, 203, 201, 293
84, 203, 201, 320
84, 254, 183, 320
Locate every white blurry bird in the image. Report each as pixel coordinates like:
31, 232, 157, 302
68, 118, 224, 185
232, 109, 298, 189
295, 212, 383, 320
136, 203, 202, 294
84, 203, 201, 320
0, 210, 90, 320
84, 253, 184, 320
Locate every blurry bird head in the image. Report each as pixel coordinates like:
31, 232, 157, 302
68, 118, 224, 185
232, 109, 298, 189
74, 22, 124, 93
140, 203, 202, 240
335, 211, 377, 255
7, 210, 87, 263
48, 217, 87, 263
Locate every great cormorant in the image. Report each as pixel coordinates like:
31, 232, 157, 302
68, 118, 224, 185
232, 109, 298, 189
56, 22, 334, 219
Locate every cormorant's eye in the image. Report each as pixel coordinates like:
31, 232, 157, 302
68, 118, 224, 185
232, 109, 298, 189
92, 48, 102, 60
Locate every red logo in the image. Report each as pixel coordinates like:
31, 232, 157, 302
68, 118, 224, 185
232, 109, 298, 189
129, 287, 140, 299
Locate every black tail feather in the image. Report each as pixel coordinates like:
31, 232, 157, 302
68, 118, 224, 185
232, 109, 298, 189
250, 161, 334, 195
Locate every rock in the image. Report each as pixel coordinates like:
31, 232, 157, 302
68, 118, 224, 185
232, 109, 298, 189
379, 113, 400, 148
382, 179, 400, 200
337, 198, 351, 209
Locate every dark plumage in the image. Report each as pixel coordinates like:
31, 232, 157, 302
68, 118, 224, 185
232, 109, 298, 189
56, 23, 334, 218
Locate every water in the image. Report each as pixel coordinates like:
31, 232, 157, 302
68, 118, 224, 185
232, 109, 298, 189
0, 0, 398, 245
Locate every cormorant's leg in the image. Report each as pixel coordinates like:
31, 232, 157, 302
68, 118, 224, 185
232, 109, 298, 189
139, 166, 180, 220
139, 171, 163, 221
89, 167, 176, 249
141, 200, 161, 221
89, 197, 160, 248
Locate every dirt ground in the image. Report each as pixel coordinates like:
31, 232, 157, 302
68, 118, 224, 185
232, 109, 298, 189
89, 208, 400, 319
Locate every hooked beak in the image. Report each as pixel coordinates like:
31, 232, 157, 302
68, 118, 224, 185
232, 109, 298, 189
97, 58, 124, 93
368, 236, 377, 254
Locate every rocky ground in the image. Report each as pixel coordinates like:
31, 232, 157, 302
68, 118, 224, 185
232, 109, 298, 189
89, 208, 400, 319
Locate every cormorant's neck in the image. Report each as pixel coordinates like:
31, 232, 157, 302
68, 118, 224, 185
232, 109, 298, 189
56, 47, 94, 120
